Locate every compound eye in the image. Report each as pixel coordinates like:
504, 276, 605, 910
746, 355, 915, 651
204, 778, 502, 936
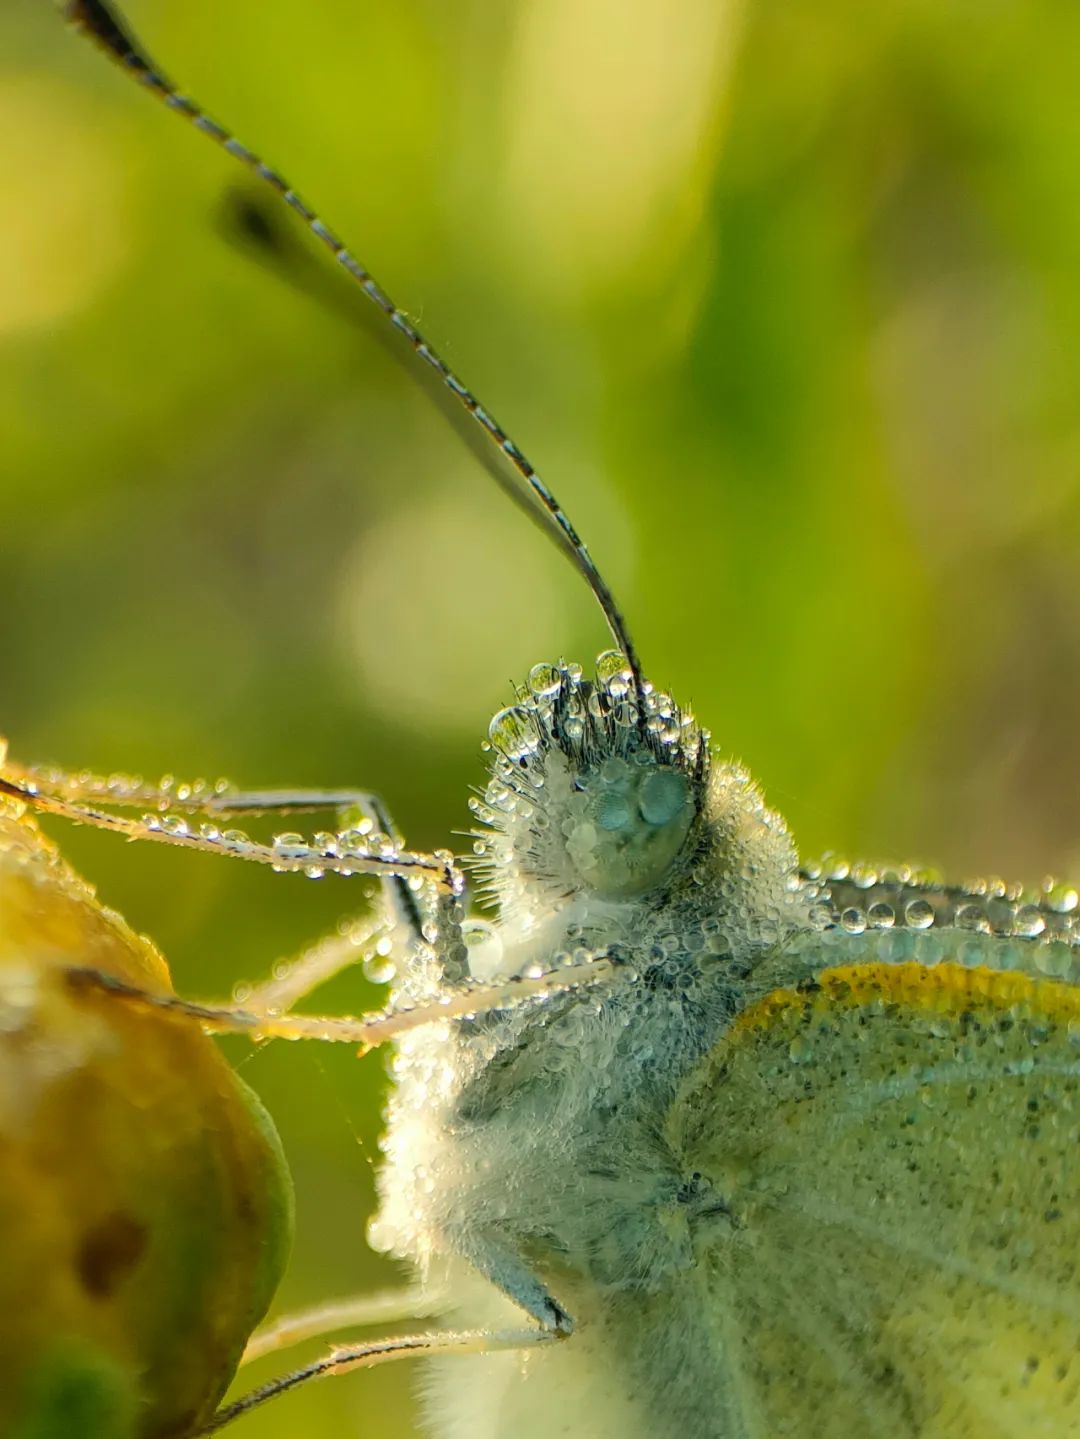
564, 759, 694, 898
638, 768, 687, 827
595, 790, 634, 832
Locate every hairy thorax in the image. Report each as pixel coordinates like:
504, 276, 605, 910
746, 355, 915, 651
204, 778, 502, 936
370, 724, 811, 1439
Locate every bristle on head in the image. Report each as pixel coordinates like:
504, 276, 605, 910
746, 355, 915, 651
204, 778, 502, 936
469, 654, 708, 911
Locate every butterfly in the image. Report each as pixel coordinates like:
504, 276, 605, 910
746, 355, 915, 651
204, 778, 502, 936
1, 1, 1077, 1437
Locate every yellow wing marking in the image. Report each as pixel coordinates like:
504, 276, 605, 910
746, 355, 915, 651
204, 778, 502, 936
732, 959, 1080, 1036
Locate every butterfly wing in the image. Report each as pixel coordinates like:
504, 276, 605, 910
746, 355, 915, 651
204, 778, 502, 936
665, 956, 1080, 1437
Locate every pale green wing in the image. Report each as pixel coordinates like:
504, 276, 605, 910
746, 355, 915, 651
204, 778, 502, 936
665, 959, 1080, 1438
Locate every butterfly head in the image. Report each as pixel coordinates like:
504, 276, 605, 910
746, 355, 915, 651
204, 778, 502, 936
470, 655, 800, 960
470, 655, 704, 906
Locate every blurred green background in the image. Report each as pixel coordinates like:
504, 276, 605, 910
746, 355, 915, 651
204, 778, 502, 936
4, 0, 1080, 1433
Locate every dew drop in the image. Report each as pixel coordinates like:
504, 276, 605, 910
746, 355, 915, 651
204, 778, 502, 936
877, 930, 912, 963
914, 932, 946, 966
904, 898, 935, 930
994, 940, 1022, 971
596, 650, 631, 687
808, 904, 833, 931
867, 901, 895, 929
462, 920, 504, 980
1013, 905, 1046, 939
488, 705, 541, 759
1044, 882, 1078, 914
955, 903, 991, 934
527, 662, 561, 697
956, 938, 986, 968
840, 907, 866, 935
363, 951, 397, 986
1036, 940, 1073, 979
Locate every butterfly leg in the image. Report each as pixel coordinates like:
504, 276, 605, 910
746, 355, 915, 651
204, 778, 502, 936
201, 786, 430, 981
0, 769, 457, 890
3, 763, 615, 1036
0, 762, 450, 1041
0, 757, 391, 833
242, 1285, 443, 1364
457, 1234, 575, 1333
0, 762, 444, 961
159, 783, 428, 1005
199, 1322, 557, 1435
64, 949, 617, 1048
238, 910, 393, 1016
2, 753, 460, 987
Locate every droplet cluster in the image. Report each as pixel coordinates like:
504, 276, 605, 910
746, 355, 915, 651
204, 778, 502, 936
798, 854, 1080, 983
8, 763, 456, 892
24, 765, 232, 809
469, 654, 708, 920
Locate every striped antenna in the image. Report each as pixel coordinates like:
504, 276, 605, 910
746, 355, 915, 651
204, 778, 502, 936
66, 0, 645, 701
